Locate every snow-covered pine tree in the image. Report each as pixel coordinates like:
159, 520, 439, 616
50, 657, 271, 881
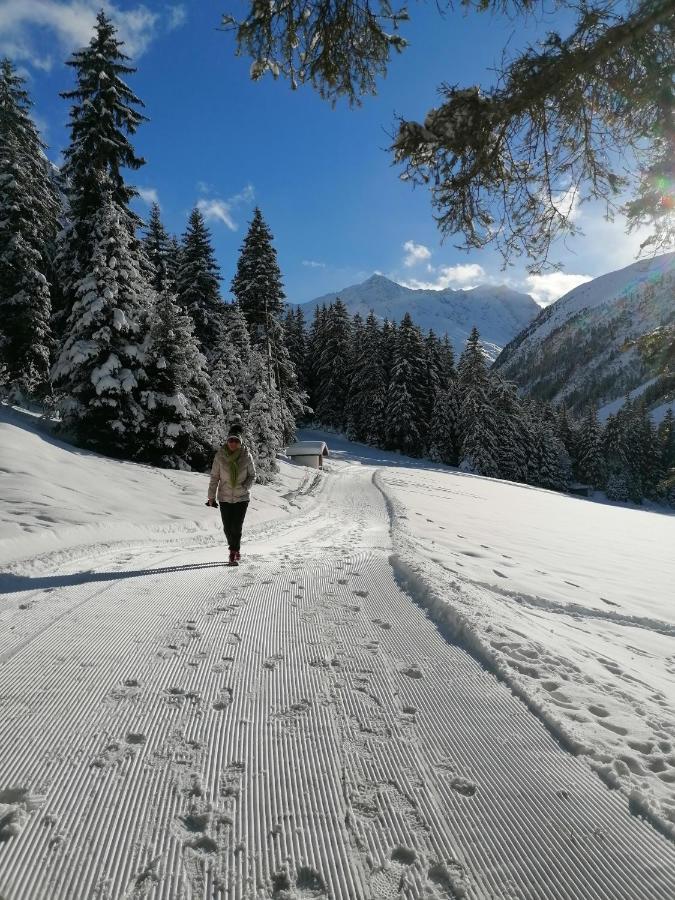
218, 301, 256, 416
428, 378, 462, 465
576, 407, 605, 488
380, 319, 396, 394
262, 314, 305, 443
556, 406, 579, 466
658, 408, 674, 472
346, 311, 387, 444
304, 304, 329, 415
231, 207, 285, 346
139, 288, 214, 469
51, 191, 149, 455
422, 330, 444, 442
57, 11, 147, 311
438, 335, 456, 388
427, 331, 460, 463
0, 60, 60, 401
175, 207, 224, 358
314, 299, 353, 430
246, 350, 283, 482
165, 235, 182, 289
383, 312, 429, 456
230, 207, 305, 443
283, 307, 308, 396
456, 326, 500, 475
144, 202, 173, 293
489, 378, 530, 482
529, 412, 570, 491
657, 408, 675, 506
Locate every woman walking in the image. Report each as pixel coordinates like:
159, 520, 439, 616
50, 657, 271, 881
207, 424, 257, 566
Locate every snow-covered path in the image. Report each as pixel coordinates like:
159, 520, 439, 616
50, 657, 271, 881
1, 464, 674, 899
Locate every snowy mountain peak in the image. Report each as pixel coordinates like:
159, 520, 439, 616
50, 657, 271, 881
494, 251, 675, 419
300, 275, 540, 360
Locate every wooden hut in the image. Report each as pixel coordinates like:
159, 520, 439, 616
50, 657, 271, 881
285, 441, 329, 469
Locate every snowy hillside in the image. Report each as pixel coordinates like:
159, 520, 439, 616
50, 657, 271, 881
1, 413, 675, 898
494, 252, 675, 417
299, 274, 540, 360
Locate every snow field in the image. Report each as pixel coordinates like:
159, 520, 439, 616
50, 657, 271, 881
374, 461, 675, 841
2, 456, 675, 898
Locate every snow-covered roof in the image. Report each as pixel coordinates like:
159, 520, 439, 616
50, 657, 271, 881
285, 441, 329, 457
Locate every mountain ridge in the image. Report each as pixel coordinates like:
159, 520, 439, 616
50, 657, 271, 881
298, 274, 540, 360
493, 252, 675, 420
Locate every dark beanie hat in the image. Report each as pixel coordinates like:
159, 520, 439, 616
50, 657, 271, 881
227, 423, 243, 440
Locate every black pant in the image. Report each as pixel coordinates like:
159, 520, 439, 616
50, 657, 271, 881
219, 501, 249, 552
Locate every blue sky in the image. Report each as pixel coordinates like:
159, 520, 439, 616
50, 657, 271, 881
0, 0, 656, 306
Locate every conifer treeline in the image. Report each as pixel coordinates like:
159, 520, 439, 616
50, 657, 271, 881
0, 13, 304, 479
1, 13, 673, 505
285, 301, 675, 505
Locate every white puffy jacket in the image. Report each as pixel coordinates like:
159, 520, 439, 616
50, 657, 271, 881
208, 445, 256, 503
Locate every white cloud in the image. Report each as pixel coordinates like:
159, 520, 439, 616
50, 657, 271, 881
402, 240, 432, 268
136, 186, 159, 207
0, 1, 170, 70
168, 5, 187, 30
401, 263, 487, 291
196, 180, 212, 194
525, 272, 593, 306
196, 184, 255, 230
197, 199, 237, 230
302, 260, 326, 269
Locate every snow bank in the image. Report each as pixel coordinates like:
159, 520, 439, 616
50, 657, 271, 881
0, 405, 316, 573
372, 463, 675, 840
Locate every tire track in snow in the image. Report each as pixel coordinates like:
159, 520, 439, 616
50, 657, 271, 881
1, 467, 675, 897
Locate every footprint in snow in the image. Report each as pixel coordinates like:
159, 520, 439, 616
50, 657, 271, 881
401, 665, 423, 679
449, 776, 478, 796
493, 569, 508, 578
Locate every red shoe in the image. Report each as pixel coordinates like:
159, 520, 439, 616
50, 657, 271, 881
235, 551, 241, 562
228, 550, 238, 566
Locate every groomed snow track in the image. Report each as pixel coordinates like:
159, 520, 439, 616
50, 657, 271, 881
1, 465, 674, 899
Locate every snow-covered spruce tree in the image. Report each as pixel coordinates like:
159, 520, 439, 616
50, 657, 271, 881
657, 408, 675, 475
603, 410, 630, 499
0, 60, 60, 401
283, 306, 308, 397
269, 314, 307, 443
144, 202, 174, 293
231, 207, 306, 442
427, 331, 460, 464
314, 299, 353, 430
576, 407, 605, 489
57, 11, 146, 314
304, 304, 327, 413
346, 311, 387, 444
53, 13, 153, 456
456, 326, 499, 475
428, 378, 462, 466
422, 331, 444, 445
488, 378, 530, 482
231, 207, 285, 344
556, 406, 579, 467
530, 414, 570, 491
139, 289, 215, 469
51, 192, 149, 455
175, 208, 224, 358
246, 349, 283, 482
383, 313, 429, 456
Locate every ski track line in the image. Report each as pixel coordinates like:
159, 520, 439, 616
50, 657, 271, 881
0, 466, 674, 898
0, 473, 330, 668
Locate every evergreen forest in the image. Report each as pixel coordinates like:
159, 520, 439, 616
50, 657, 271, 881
1, 13, 673, 507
